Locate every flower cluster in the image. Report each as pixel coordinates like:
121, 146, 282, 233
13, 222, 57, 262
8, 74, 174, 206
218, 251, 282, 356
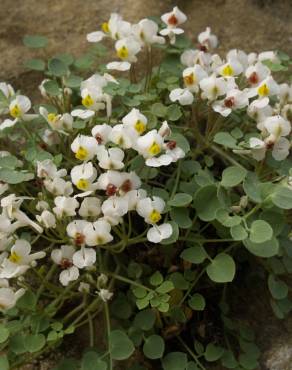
1, 5, 292, 370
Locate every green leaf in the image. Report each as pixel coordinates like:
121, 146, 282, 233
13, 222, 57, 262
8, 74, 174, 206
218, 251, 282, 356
221, 166, 247, 188
55, 53, 74, 66
81, 351, 107, 370
268, 274, 288, 300
272, 186, 292, 209
230, 224, 248, 241
0, 324, 9, 343
239, 353, 259, 370
167, 104, 182, 121
24, 58, 46, 71
206, 253, 236, 283
188, 293, 206, 311
25, 334, 46, 353
170, 207, 192, 228
156, 281, 174, 294
216, 209, 241, 227
180, 246, 207, 264
10, 334, 27, 354
0, 169, 34, 184
43, 80, 60, 96
249, 220, 273, 243
243, 172, 262, 203
0, 155, 20, 169
244, 237, 279, 258
204, 343, 224, 362
23, 35, 48, 48
109, 330, 135, 360
143, 335, 165, 359
0, 355, 9, 370
193, 185, 221, 221
65, 75, 83, 88
150, 271, 163, 286
151, 102, 167, 117
48, 58, 69, 77
134, 309, 156, 331
168, 193, 192, 207
213, 132, 238, 148
221, 350, 238, 369
162, 352, 188, 370
16, 291, 37, 310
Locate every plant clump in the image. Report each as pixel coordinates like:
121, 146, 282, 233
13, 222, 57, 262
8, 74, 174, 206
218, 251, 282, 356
0, 5, 292, 370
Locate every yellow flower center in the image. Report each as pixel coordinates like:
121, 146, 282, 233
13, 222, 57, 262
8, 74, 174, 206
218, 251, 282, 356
149, 209, 161, 224
75, 146, 89, 161
117, 46, 129, 60
96, 235, 105, 245
148, 141, 161, 156
135, 120, 146, 134
47, 113, 58, 124
9, 252, 21, 263
184, 73, 196, 86
82, 94, 94, 108
10, 104, 21, 118
102, 22, 110, 33
222, 65, 234, 77
76, 178, 89, 190
258, 83, 270, 97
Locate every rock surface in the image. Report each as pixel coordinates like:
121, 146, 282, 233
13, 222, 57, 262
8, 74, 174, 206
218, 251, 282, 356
1, 0, 292, 369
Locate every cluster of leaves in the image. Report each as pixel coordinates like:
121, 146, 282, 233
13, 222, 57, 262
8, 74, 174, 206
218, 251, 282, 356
1, 21, 292, 370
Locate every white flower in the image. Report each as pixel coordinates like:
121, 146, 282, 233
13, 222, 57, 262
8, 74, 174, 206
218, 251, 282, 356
71, 135, 99, 161
122, 189, 147, 211
0, 118, 17, 131
218, 58, 243, 77
87, 13, 132, 43
200, 75, 228, 100
9, 95, 31, 119
98, 289, 113, 302
1, 194, 43, 234
71, 109, 95, 119
169, 88, 194, 105
84, 220, 113, 246
36, 201, 49, 212
79, 197, 101, 218
147, 223, 173, 243
53, 196, 79, 218
0, 287, 25, 311
256, 76, 280, 98
0, 239, 45, 279
44, 177, 73, 196
106, 61, 131, 71
263, 115, 291, 138
73, 247, 96, 269
212, 89, 249, 117
247, 98, 273, 123
96, 146, 125, 170
198, 27, 218, 50
66, 220, 90, 246
42, 129, 60, 146
249, 137, 266, 161
59, 266, 79, 286
115, 37, 141, 63
71, 162, 97, 191
122, 108, 148, 135
109, 124, 135, 149
245, 62, 270, 86
101, 196, 129, 225
183, 65, 208, 93
132, 19, 165, 45
40, 107, 73, 132
37, 159, 66, 179
137, 196, 165, 224
160, 6, 187, 44
36, 210, 56, 228
91, 124, 112, 145
79, 282, 90, 293
136, 130, 164, 159
51, 245, 79, 286
0, 83, 15, 114
181, 49, 212, 68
